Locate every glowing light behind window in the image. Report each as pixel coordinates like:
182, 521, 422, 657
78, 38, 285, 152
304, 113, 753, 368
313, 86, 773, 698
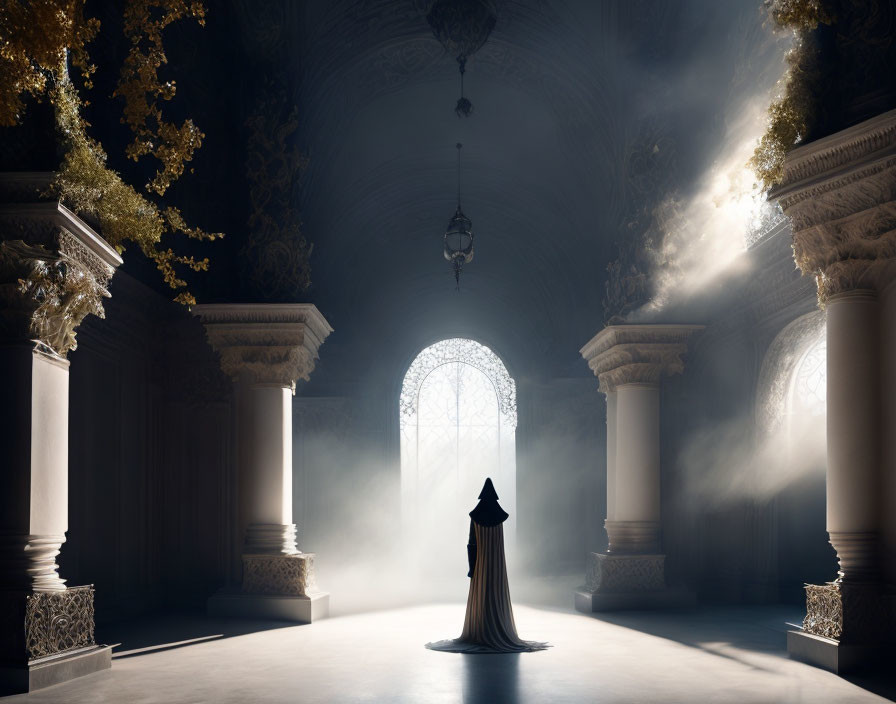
793, 337, 826, 417
400, 339, 516, 593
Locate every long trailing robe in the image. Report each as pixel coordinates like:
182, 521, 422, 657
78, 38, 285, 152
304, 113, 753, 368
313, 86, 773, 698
426, 478, 548, 654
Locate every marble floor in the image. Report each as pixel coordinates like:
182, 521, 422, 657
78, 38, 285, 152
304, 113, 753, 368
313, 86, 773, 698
4, 602, 894, 703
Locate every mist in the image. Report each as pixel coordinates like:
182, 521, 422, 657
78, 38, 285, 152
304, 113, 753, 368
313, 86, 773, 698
293, 380, 602, 616
632, 14, 793, 320
677, 410, 826, 507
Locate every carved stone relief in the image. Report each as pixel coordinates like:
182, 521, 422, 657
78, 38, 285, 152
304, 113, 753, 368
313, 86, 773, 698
585, 552, 665, 593
242, 554, 316, 597
193, 304, 333, 390
24, 586, 96, 660
0, 202, 119, 357
771, 110, 896, 301
580, 324, 702, 394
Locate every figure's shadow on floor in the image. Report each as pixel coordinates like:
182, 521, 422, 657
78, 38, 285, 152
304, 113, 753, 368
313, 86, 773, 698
100, 609, 298, 658
462, 653, 520, 704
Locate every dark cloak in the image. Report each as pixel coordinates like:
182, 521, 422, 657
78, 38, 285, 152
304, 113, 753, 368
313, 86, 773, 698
426, 478, 549, 654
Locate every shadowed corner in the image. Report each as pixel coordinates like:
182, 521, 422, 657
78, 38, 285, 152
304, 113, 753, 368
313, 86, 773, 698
462, 652, 520, 704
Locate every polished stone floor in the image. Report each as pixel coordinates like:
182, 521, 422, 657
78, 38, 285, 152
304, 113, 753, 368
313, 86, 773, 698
4, 601, 894, 703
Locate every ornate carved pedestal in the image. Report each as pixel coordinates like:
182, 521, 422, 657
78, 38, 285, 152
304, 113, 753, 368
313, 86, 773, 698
0, 176, 120, 693
771, 110, 896, 674
575, 325, 701, 612
586, 553, 665, 593
242, 554, 316, 596
194, 304, 332, 623
0, 586, 113, 694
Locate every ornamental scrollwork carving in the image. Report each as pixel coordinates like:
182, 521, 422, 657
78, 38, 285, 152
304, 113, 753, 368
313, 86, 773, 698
24, 586, 96, 660
803, 583, 842, 640
580, 326, 702, 394
400, 338, 516, 427
604, 119, 677, 325
801, 581, 894, 643
772, 112, 896, 302
242, 554, 315, 597
241, 83, 312, 301
585, 553, 665, 593
217, 345, 315, 391
0, 233, 112, 357
194, 304, 332, 390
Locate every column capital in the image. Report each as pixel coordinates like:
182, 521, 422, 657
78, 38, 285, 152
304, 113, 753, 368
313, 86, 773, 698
0, 198, 122, 358
192, 303, 333, 390
580, 324, 703, 394
769, 108, 896, 302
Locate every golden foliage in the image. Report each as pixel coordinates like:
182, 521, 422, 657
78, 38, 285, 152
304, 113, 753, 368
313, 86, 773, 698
768, 0, 832, 30
113, 0, 207, 195
51, 68, 220, 306
750, 0, 832, 190
0, 0, 98, 126
1, 0, 221, 305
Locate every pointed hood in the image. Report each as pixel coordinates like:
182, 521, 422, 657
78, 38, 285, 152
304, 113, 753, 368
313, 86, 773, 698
478, 477, 499, 501
469, 477, 509, 527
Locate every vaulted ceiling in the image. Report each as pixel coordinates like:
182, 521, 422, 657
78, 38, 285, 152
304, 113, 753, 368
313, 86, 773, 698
96, 1, 774, 386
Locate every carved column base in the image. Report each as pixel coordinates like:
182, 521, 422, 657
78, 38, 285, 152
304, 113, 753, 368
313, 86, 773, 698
575, 553, 694, 613
242, 553, 316, 596
788, 581, 895, 673
829, 531, 880, 584
0, 586, 112, 694
800, 582, 891, 644
605, 520, 661, 554
0, 532, 67, 592
585, 552, 665, 592
243, 523, 299, 556
208, 554, 328, 623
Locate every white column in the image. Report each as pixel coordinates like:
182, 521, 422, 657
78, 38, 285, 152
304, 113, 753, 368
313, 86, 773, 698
605, 391, 617, 523
577, 324, 701, 610
0, 193, 121, 684
0, 349, 70, 592
194, 304, 332, 620
825, 290, 880, 582
243, 384, 298, 554
0, 203, 122, 589
770, 109, 896, 666
609, 383, 660, 553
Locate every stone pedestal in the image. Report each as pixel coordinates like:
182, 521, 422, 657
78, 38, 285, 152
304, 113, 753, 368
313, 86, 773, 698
0, 587, 113, 695
242, 553, 316, 595
194, 304, 332, 623
771, 109, 896, 672
576, 325, 701, 612
0, 182, 121, 693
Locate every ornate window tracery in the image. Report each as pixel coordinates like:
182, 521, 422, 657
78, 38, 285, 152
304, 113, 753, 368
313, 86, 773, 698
792, 336, 826, 417
399, 338, 517, 590
399, 337, 516, 428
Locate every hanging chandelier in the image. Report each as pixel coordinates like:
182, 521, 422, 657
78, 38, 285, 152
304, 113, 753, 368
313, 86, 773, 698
444, 143, 474, 288
426, 0, 497, 117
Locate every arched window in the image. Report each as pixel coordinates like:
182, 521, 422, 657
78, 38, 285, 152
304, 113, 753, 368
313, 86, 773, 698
400, 338, 516, 590
757, 316, 831, 598
783, 327, 827, 465
790, 335, 826, 418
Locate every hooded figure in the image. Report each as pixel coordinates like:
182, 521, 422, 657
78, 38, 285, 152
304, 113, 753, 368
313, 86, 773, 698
426, 478, 548, 653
